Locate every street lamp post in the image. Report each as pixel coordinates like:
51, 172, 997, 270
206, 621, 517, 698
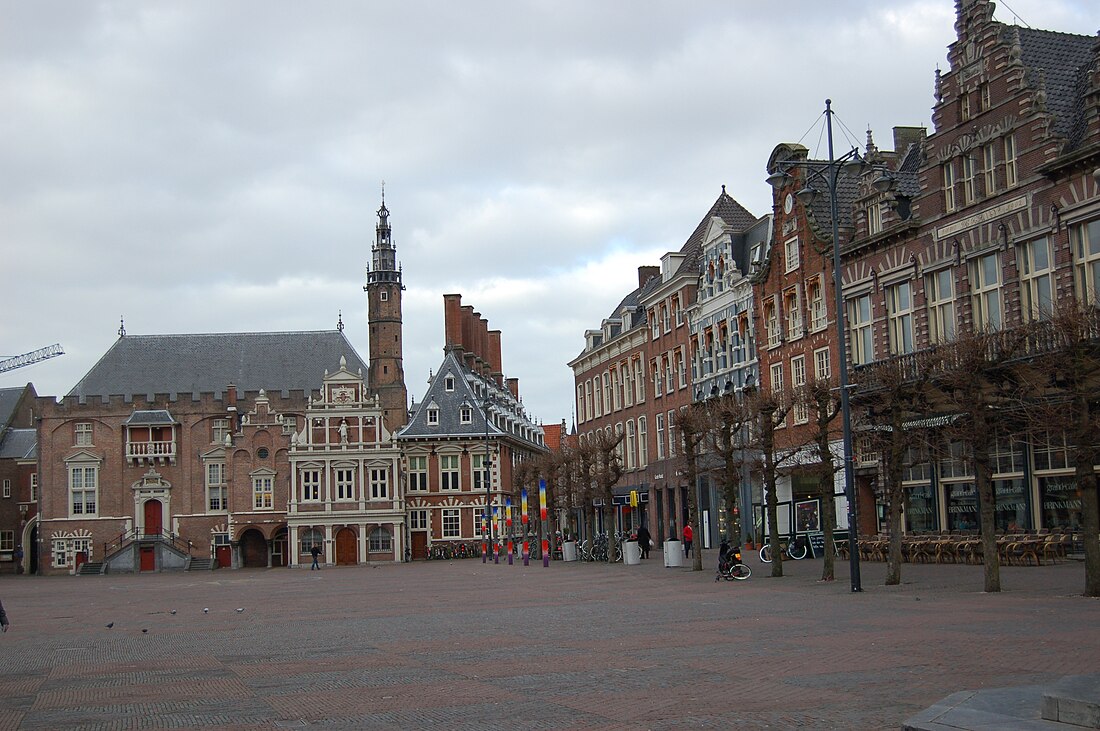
766, 98, 864, 592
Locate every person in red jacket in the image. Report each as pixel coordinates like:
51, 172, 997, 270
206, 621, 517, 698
683, 524, 693, 556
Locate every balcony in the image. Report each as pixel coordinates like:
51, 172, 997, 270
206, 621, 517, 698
127, 440, 176, 465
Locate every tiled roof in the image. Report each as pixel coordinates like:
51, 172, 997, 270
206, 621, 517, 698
124, 410, 176, 425
68, 331, 368, 400
0, 387, 24, 430
0, 428, 36, 460
1010, 26, 1097, 150
674, 191, 762, 278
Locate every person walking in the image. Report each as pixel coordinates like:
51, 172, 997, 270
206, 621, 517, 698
0, 599, 8, 632
636, 525, 651, 559
310, 544, 322, 570
13, 545, 23, 575
683, 523, 693, 557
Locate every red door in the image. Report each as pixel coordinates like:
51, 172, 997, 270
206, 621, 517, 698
411, 531, 427, 561
140, 546, 155, 572
144, 500, 163, 536
215, 545, 231, 568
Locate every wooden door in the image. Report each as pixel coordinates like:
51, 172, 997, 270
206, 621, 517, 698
144, 499, 162, 536
271, 533, 288, 567
335, 527, 357, 565
139, 546, 155, 572
215, 544, 231, 568
411, 531, 427, 561
240, 530, 268, 568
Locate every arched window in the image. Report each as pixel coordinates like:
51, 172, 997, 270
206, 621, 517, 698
300, 528, 323, 556
369, 527, 392, 552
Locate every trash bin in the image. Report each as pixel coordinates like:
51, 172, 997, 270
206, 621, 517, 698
664, 540, 683, 567
562, 541, 577, 562
624, 540, 641, 565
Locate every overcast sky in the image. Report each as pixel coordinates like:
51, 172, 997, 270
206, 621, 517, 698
2, 1, 1097, 426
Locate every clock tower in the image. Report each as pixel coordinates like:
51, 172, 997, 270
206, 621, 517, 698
365, 189, 408, 430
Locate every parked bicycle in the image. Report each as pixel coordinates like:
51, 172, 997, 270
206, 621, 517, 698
715, 541, 751, 581
759, 534, 809, 563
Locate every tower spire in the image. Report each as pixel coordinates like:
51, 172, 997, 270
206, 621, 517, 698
364, 188, 408, 429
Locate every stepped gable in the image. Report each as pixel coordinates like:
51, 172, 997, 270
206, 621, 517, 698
68, 330, 368, 400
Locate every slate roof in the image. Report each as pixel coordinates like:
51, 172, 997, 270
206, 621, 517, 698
0, 387, 24, 429
1011, 26, 1097, 151
0, 428, 36, 460
124, 410, 176, 425
675, 190, 761, 279
68, 331, 368, 400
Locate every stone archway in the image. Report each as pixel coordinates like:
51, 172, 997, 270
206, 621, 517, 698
240, 529, 268, 568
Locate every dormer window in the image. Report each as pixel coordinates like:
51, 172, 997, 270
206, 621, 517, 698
427, 408, 439, 425
445, 376, 455, 391
460, 406, 472, 424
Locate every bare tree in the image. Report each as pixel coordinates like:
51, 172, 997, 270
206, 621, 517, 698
930, 327, 1030, 593
799, 379, 843, 582
674, 405, 711, 571
852, 353, 934, 585
703, 393, 755, 548
588, 430, 625, 563
1014, 302, 1100, 597
746, 388, 797, 578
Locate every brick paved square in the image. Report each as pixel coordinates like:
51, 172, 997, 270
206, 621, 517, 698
0, 554, 1095, 730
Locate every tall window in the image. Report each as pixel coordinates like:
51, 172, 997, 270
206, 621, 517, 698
1072, 220, 1100, 304
651, 310, 660, 339
206, 462, 227, 511
926, 268, 956, 344
866, 203, 883, 235
69, 465, 97, 515
3, 479, 9, 499
808, 277, 826, 331
655, 413, 666, 460
765, 298, 781, 348
30, 473, 37, 502
576, 386, 586, 423
212, 418, 229, 444
814, 347, 831, 382
336, 468, 356, 500
369, 468, 387, 499
253, 475, 274, 510
770, 362, 784, 393
0, 530, 14, 551
983, 144, 997, 195
612, 368, 622, 411
408, 456, 428, 491
651, 360, 661, 400
592, 378, 601, 417
301, 469, 321, 501
848, 294, 874, 365
1019, 237, 1053, 322
300, 528, 323, 555
784, 236, 800, 272
74, 422, 93, 446
440, 455, 460, 490
633, 358, 645, 403
662, 303, 671, 332
961, 155, 978, 205
622, 361, 633, 407
677, 350, 687, 389
791, 355, 808, 424
943, 162, 957, 212
637, 416, 648, 467
1003, 135, 1018, 187
886, 281, 914, 355
785, 289, 802, 341
664, 356, 674, 394
472, 454, 491, 491
442, 508, 461, 539
625, 420, 636, 470
667, 410, 677, 457
602, 372, 611, 413
971, 253, 1002, 330
410, 510, 428, 530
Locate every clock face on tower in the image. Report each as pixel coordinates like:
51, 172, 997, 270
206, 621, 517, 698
784, 193, 794, 215
332, 386, 354, 404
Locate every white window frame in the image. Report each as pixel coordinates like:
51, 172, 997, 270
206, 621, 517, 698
791, 355, 808, 424
1019, 237, 1053, 322
770, 362, 784, 394
785, 288, 802, 341
252, 472, 274, 510
1004, 134, 1018, 187
408, 456, 428, 491
983, 143, 996, 195
440, 454, 460, 491
442, 508, 461, 539
369, 527, 392, 552
784, 235, 800, 272
637, 416, 648, 468
206, 461, 227, 512
655, 413, 666, 461
808, 276, 827, 331
927, 268, 956, 344
633, 358, 645, 403
677, 349, 687, 389
814, 347, 831, 382
427, 408, 439, 425
68, 463, 98, 516
369, 468, 388, 499
2, 479, 9, 499
74, 422, 93, 447
848, 294, 874, 365
410, 509, 428, 530
1073, 220, 1100, 305
886, 281, 914, 355
943, 162, 957, 212
336, 467, 356, 501
961, 155, 978, 206
667, 410, 677, 458
971, 253, 1003, 330
212, 418, 229, 444
625, 419, 636, 470
866, 203, 883, 235
301, 468, 321, 502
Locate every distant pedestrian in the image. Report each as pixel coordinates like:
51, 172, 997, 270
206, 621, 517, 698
310, 544, 322, 570
0, 599, 8, 632
636, 526, 651, 559
13, 545, 23, 575
683, 524, 693, 556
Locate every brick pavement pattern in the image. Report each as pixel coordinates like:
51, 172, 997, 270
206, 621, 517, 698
0, 553, 1096, 730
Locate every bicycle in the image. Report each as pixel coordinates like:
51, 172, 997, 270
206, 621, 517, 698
759, 534, 809, 563
715, 541, 751, 581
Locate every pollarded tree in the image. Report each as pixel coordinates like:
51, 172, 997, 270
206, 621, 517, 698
798, 378, 843, 582
588, 429, 625, 563
703, 391, 756, 549
674, 404, 711, 572
747, 387, 797, 578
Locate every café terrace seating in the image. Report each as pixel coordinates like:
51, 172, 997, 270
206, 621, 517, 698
841, 529, 1078, 566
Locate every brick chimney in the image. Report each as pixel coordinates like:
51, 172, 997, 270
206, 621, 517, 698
443, 294, 464, 350
488, 330, 503, 386
638, 265, 660, 289
506, 377, 519, 400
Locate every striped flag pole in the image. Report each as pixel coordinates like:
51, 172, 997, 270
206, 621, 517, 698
521, 487, 530, 566
506, 496, 514, 565
481, 508, 488, 563
540, 479, 549, 568
492, 505, 500, 564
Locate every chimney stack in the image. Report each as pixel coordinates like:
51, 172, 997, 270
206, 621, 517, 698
638, 265, 660, 289
443, 294, 464, 350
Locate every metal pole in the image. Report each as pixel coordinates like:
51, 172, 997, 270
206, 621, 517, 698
825, 98, 863, 592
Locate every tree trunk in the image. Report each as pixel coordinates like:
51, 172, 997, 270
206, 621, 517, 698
884, 414, 906, 586
818, 435, 836, 581
974, 440, 1001, 593
1081, 473, 1100, 597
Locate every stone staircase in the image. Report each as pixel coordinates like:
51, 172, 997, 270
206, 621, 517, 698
186, 557, 216, 571
904, 675, 1099, 730
77, 561, 105, 576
